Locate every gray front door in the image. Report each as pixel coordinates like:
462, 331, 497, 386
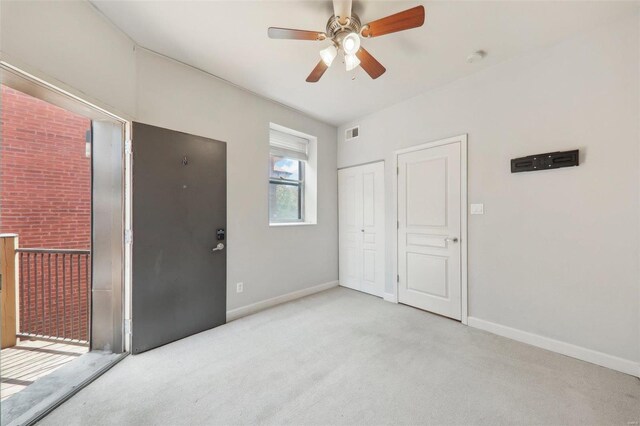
132, 122, 226, 354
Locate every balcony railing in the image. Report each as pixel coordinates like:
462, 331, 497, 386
16, 248, 91, 345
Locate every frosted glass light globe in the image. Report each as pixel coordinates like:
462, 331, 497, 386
342, 33, 360, 55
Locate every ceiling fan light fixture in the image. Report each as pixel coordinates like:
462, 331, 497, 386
320, 44, 338, 66
268, 3, 425, 82
342, 32, 361, 55
345, 53, 360, 71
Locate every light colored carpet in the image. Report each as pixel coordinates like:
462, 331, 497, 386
39, 287, 639, 425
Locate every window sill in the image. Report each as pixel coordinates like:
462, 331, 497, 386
269, 222, 316, 227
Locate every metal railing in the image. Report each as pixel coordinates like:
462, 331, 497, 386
16, 248, 91, 345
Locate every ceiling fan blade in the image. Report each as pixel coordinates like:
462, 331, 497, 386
356, 47, 386, 79
268, 27, 326, 41
333, 0, 352, 24
361, 5, 425, 38
306, 60, 329, 83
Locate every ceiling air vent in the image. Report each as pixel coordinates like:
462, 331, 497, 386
345, 126, 360, 141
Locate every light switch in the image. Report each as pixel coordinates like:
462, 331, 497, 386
470, 204, 484, 215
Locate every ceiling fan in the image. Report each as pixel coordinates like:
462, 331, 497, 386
268, 0, 425, 82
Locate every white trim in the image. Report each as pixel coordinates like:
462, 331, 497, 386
383, 293, 397, 303
226, 281, 339, 322
460, 136, 468, 325
393, 134, 469, 323
337, 159, 385, 170
468, 317, 640, 378
269, 222, 316, 227
391, 153, 400, 304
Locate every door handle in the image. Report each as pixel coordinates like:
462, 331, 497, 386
445, 237, 459, 243
212, 242, 225, 252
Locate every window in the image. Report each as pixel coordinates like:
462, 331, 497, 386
269, 127, 314, 224
269, 156, 304, 222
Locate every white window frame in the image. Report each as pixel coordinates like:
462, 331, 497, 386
268, 123, 318, 226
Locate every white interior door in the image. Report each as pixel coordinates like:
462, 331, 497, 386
338, 167, 362, 291
398, 141, 462, 320
338, 162, 385, 297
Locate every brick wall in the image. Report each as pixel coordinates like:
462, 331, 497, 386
1, 85, 91, 249
1, 85, 91, 341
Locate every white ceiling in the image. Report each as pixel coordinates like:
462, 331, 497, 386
91, 1, 637, 126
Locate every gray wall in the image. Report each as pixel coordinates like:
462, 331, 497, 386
337, 15, 639, 363
135, 50, 338, 310
0, 0, 137, 119
1, 0, 338, 312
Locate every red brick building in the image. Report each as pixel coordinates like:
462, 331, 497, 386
1, 85, 91, 249
1, 85, 92, 341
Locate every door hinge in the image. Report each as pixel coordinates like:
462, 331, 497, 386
397, 274, 399, 283
397, 221, 399, 229
124, 319, 132, 335
125, 229, 133, 245
124, 139, 132, 155
397, 166, 399, 175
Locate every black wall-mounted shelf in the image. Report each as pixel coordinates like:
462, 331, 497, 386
511, 150, 579, 173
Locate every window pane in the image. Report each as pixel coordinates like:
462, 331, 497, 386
270, 156, 301, 181
269, 183, 301, 221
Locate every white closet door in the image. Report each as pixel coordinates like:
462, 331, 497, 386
338, 167, 362, 291
338, 162, 385, 297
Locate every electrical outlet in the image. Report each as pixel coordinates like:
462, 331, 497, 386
236, 282, 244, 293
470, 203, 484, 215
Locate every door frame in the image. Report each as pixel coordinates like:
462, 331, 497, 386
392, 134, 468, 325
0, 60, 132, 351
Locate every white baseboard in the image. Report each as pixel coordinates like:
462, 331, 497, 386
383, 292, 397, 303
226, 280, 339, 322
467, 317, 639, 378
